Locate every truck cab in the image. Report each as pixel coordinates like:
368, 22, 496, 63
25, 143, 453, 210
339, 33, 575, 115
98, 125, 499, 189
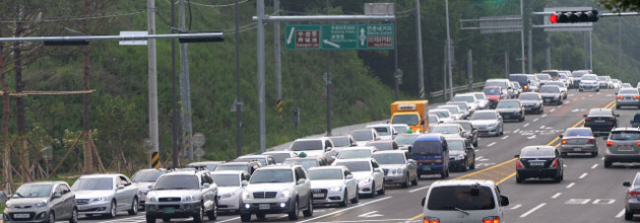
390, 100, 429, 134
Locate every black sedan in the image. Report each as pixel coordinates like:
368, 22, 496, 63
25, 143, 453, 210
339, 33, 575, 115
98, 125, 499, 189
519, 92, 544, 114
496, 100, 525, 122
583, 108, 619, 136
515, 146, 563, 183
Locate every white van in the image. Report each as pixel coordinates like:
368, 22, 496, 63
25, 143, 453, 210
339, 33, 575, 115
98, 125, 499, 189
420, 180, 509, 223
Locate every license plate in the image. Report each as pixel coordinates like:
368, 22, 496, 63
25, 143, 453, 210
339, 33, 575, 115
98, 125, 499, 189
530, 162, 544, 166
78, 206, 88, 211
313, 193, 325, 198
545, 99, 551, 102
574, 147, 582, 151
620, 146, 634, 151
627, 97, 632, 100
422, 166, 431, 171
595, 120, 605, 123
13, 214, 30, 219
163, 208, 175, 214
259, 204, 270, 210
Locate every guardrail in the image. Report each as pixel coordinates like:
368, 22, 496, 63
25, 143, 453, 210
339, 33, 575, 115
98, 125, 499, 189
429, 82, 485, 98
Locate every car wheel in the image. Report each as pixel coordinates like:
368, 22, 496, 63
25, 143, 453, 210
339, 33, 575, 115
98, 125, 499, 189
470, 161, 476, 170
378, 181, 386, 195
516, 174, 524, 184
440, 170, 446, 179
401, 174, 409, 188
128, 198, 138, 215
207, 201, 217, 221
146, 215, 157, 223
193, 204, 204, 223
303, 196, 313, 217
579, 89, 583, 92
351, 187, 360, 204
256, 213, 266, 220
591, 152, 598, 157
162, 217, 171, 222
411, 174, 419, 186
107, 200, 117, 218
625, 209, 633, 220
340, 191, 348, 207
240, 214, 251, 222
473, 141, 478, 147
617, 105, 621, 109
370, 183, 376, 197
288, 199, 299, 220
48, 211, 55, 223
604, 159, 612, 168
462, 161, 469, 172
69, 208, 78, 223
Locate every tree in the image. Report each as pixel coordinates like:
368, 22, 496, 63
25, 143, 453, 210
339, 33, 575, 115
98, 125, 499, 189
600, 0, 640, 13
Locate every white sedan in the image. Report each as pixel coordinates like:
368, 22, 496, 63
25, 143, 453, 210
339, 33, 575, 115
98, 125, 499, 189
332, 158, 385, 197
307, 166, 359, 207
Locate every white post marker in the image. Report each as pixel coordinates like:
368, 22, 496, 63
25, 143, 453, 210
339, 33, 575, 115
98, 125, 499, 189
360, 28, 366, 46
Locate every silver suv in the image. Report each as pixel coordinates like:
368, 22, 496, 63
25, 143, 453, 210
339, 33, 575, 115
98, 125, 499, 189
240, 164, 313, 222
3, 182, 78, 223
144, 167, 218, 223
72, 174, 138, 218
604, 128, 640, 168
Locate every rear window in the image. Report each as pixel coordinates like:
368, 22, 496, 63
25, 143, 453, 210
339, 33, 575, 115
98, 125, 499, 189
372, 127, 390, 136
483, 88, 500, 95
573, 71, 586, 77
427, 186, 495, 211
334, 161, 371, 172
351, 130, 374, 141
564, 128, 592, 137
411, 141, 444, 155
610, 131, 640, 140
485, 81, 507, 88
290, 140, 322, 151
519, 94, 540, 100
582, 75, 597, 80
473, 93, 486, 100
619, 89, 639, 95
536, 74, 550, 80
588, 110, 612, 117
509, 75, 528, 83
452, 95, 476, 103
337, 150, 372, 159
521, 148, 555, 157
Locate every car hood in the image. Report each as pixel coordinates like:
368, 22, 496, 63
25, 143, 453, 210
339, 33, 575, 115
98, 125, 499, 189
245, 183, 294, 192
581, 80, 597, 84
149, 189, 200, 198
75, 190, 114, 199
297, 150, 324, 157
378, 164, 406, 169
486, 95, 500, 101
352, 172, 373, 180
496, 108, 520, 112
218, 186, 243, 195
539, 93, 560, 97
449, 150, 466, 156
310, 180, 344, 189
6, 198, 48, 207
470, 120, 499, 126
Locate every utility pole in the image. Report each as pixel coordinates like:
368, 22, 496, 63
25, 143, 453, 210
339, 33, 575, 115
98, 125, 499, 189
584, 32, 588, 69
527, 18, 533, 73
415, 0, 425, 99
443, 45, 447, 102
171, 0, 180, 167
274, 0, 282, 110
467, 49, 473, 92
147, 0, 160, 167
445, 0, 453, 99
618, 17, 622, 80
257, 0, 267, 153
393, 0, 400, 100
235, 0, 243, 157
505, 51, 509, 77
179, 0, 194, 159
589, 30, 593, 70
325, 0, 332, 136
520, 0, 525, 73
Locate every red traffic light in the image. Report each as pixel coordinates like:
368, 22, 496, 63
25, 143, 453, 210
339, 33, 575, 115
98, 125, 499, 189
550, 14, 558, 24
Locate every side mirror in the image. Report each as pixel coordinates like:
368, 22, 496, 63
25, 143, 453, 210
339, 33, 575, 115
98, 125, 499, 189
466, 147, 474, 151
117, 185, 125, 190
421, 120, 425, 125
326, 147, 333, 152
439, 120, 444, 124
241, 180, 248, 187
0, 191, 7, 203
148, 185, 153, 190
583, 114, 588, 118
631, 121, 634, 125
408, 159, 415, 163
202, 183, 211, 189
53, 192, 62, 199
421, 197, 426, 207
346, 175, 354, 180
559, 134, 563, 138
514, 155, 520, 158
297, 179, 306, 185
617, 114, 621, 117
351, 143, 358, 147
624, 182, 632, 187
500, 195, 510, 206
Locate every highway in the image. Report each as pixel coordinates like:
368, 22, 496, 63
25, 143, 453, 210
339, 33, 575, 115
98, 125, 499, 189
72, 89, 637, 223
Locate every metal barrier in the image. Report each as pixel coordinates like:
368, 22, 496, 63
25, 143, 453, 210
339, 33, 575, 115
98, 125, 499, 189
429, 82, 485, 98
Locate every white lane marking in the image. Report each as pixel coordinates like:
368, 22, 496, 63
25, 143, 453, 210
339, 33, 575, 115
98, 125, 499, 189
591, 164, 599, 169
214, 217, 241, 223
501, 135, 509, 140
520, 203, 546, 218
566, 199, 591, 204
602, 157, 605, 160
593, 199, 616, 204
550, 108, 556, 112
541, 114, 548, 118
566, 182, 575, 189
475, 156, 484, 161
579, 173, 588, 179
514, 129, 520, 133
523, 123, 530, 127
527, 135, 537, 139
540, 125, 545, 129
552, 193, 562, 199
312, 219, 414, 223
409, 185, 430, 193
487, 142, 496, 147
96, 216, 145, 223
597, 92, 601, 95
616, 209, 626, 218
296, 196, 392, 223
533, 118, 539, 122
581, 97, 586, 100
475, 149, 480, 152
510, 204, 522, 210
358, 211, 383, 218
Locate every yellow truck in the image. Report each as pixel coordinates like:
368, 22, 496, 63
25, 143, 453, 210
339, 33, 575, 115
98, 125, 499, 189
390, 100, 429, 133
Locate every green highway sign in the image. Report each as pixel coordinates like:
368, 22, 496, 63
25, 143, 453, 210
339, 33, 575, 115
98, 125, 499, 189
285, 23, 394, 51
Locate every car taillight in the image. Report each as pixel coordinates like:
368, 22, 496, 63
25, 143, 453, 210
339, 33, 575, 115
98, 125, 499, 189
585, 117, 593, 121
435, 159, 442, 163
423, 217, 440, 223
617, 96, 624, 99
483, 216, 501, 223
561, 139, 567, 144
551, 159, 559, 168
629, 190, 640, 196
609, 117, 616, 121
606, 141, 614, 147
524, 86, 528, 91
634, 96, 640, 99
637, 142, 640, 146
516, 159, 524, 168
588, 139, 594, 144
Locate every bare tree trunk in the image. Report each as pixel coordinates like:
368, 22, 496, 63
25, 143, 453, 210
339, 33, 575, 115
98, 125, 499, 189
81, 0, 93, 174
0, 26, 13, 193
13, 22, 29, 181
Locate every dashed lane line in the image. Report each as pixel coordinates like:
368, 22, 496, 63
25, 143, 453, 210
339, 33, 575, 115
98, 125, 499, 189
409, 185, 430, 193
616, 209, 626, 218
523, 123, 530, 127
579, 173, 588, 179
510, 204, 522, 210
591, 164, 599, 169
297, 196, 392, 223
501, 135, 509, 140
566, 182, 575, 189
520, 203, 546, 218
551, 193, 562, 199
487, 142, 496, 147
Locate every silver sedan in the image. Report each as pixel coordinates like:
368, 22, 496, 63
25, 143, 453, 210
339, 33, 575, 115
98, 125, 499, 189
616, 88, 640, 109
372, 151, 418, 188
559, 128, 598, 157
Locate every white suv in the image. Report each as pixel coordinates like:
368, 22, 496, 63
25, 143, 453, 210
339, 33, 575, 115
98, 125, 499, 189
145, 168, 218, 223
240, 164, 313, 222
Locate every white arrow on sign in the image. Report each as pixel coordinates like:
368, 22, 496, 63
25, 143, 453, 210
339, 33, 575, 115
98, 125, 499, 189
359, 28, 366, 46
358, 211, 383, 218
323, 39, 340, 48
286, 27, 295, 44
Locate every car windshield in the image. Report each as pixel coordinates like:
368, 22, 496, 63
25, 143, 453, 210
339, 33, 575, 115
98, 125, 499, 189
540, 86, 560, 93
582, 75, 597, 80
519, 94, 539, 100
453, 95, 475, 103
212, 174, 240, 187
439, 106, 459, 114
598, 76, 607, 81
13, 185, 52, 198
428, 115, 438, 123
411, 141, 443, 155
351, 130, 374, 141
72, 177, 113, 191
131, 170, 163, 183
395, 134, 419, 145
483, 88, 500, 95
564, 129, 592, 137
486, 81, 507, 88
573, 71, 586, 77
250, 169, 294, 184
366, 142, 393, 151
330, 137, 350, 147
430, 126, 460, 134
559, 74, 567, 79
216, 165, 248, 172
430, 110, 450, 118
391, 114, 419, 126
334, 161, 371, 172
536, 75, 550, 80
427, 186, 495, 211
451, 122, 472, 131
372, 127, 391, 136
154, 175, 200, 190
474, 93, 486, 99
394, 126, 409, 134
619, 89, 639, 95
264, 153, 292, 164
372, 153, 405, 164
337, 150, 372, 159
448, 141, 465, 151
546, 82, 564, 88
308, 169, 343, 180
521, 148, 555, 157
283, 159, 318, 170
471, 112, 496, 120
448, 103, 468, 112
497, 101, 520, 108
610, 131, 640, 140
236, 157, 267, 166
290, 140, 323, 151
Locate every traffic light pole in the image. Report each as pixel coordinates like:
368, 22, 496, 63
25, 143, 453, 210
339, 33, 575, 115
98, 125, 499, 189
445, 0, 453, 99
519, 0, 525, 73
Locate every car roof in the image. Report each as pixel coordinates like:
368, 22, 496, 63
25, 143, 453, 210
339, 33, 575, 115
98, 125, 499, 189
239, 155, 269, 159
366, 124, 392, 128
188, 161, 224, 165
285, 157, 320, 161
443, 136, 466, 142
484, 85, 501, 89
256, 164, 298, 171
221, 161, 251, 165
611, 127, 640, 132
350, 129, 375, 133
486, 78, 508, 82
566, 127, 591, 130
79, 174, 120, 178
520, 92, 539, 95
211, 170, 245, 175
433, 124, 461, 128
21, 181, 66, 186
334, 158, 372, 163
522, 146, 555, 152
342, 146, 376, 151
430, 109, 449, 112
308, 166, 346, 171
430, 180, 495, 187
499, 99, 520, 103
475, 110, 498, 114
415, 133, 444, 142
366, 140, 394, 144
294, 138, 327, 142
263, 150, 296, 154
449, 120, 471, 123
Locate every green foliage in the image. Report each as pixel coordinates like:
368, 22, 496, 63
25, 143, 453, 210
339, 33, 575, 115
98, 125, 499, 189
599, 0, 640, 13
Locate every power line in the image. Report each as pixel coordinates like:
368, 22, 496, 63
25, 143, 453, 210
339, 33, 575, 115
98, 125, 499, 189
166, 0, 250, 8
0, 10, 146, 23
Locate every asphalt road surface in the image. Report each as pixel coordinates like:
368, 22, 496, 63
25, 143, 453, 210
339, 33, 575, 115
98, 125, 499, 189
74, 89, 638, 223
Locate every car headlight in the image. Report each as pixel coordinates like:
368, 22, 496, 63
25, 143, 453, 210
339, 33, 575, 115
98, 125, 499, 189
396, 168, 403, 175
220, 192, 236, 199
182, 195, 197, 202
554, 95, 559, 99
456, 155, 465, 160
35, 201, 48, 207
330, 186, 342, 192
5, 203, 13, 208
146, 195, 157, 203
276, 189, 291, 199
242, 191, 253, 200
90, 197, 109, 203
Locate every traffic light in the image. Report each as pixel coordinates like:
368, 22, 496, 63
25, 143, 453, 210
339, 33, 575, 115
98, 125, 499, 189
550, 10, 598, 23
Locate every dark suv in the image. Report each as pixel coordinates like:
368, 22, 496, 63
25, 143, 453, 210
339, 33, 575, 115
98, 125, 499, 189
509, 74, 530, 92
584, 108, 619, 136
631, 113, 640, 128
